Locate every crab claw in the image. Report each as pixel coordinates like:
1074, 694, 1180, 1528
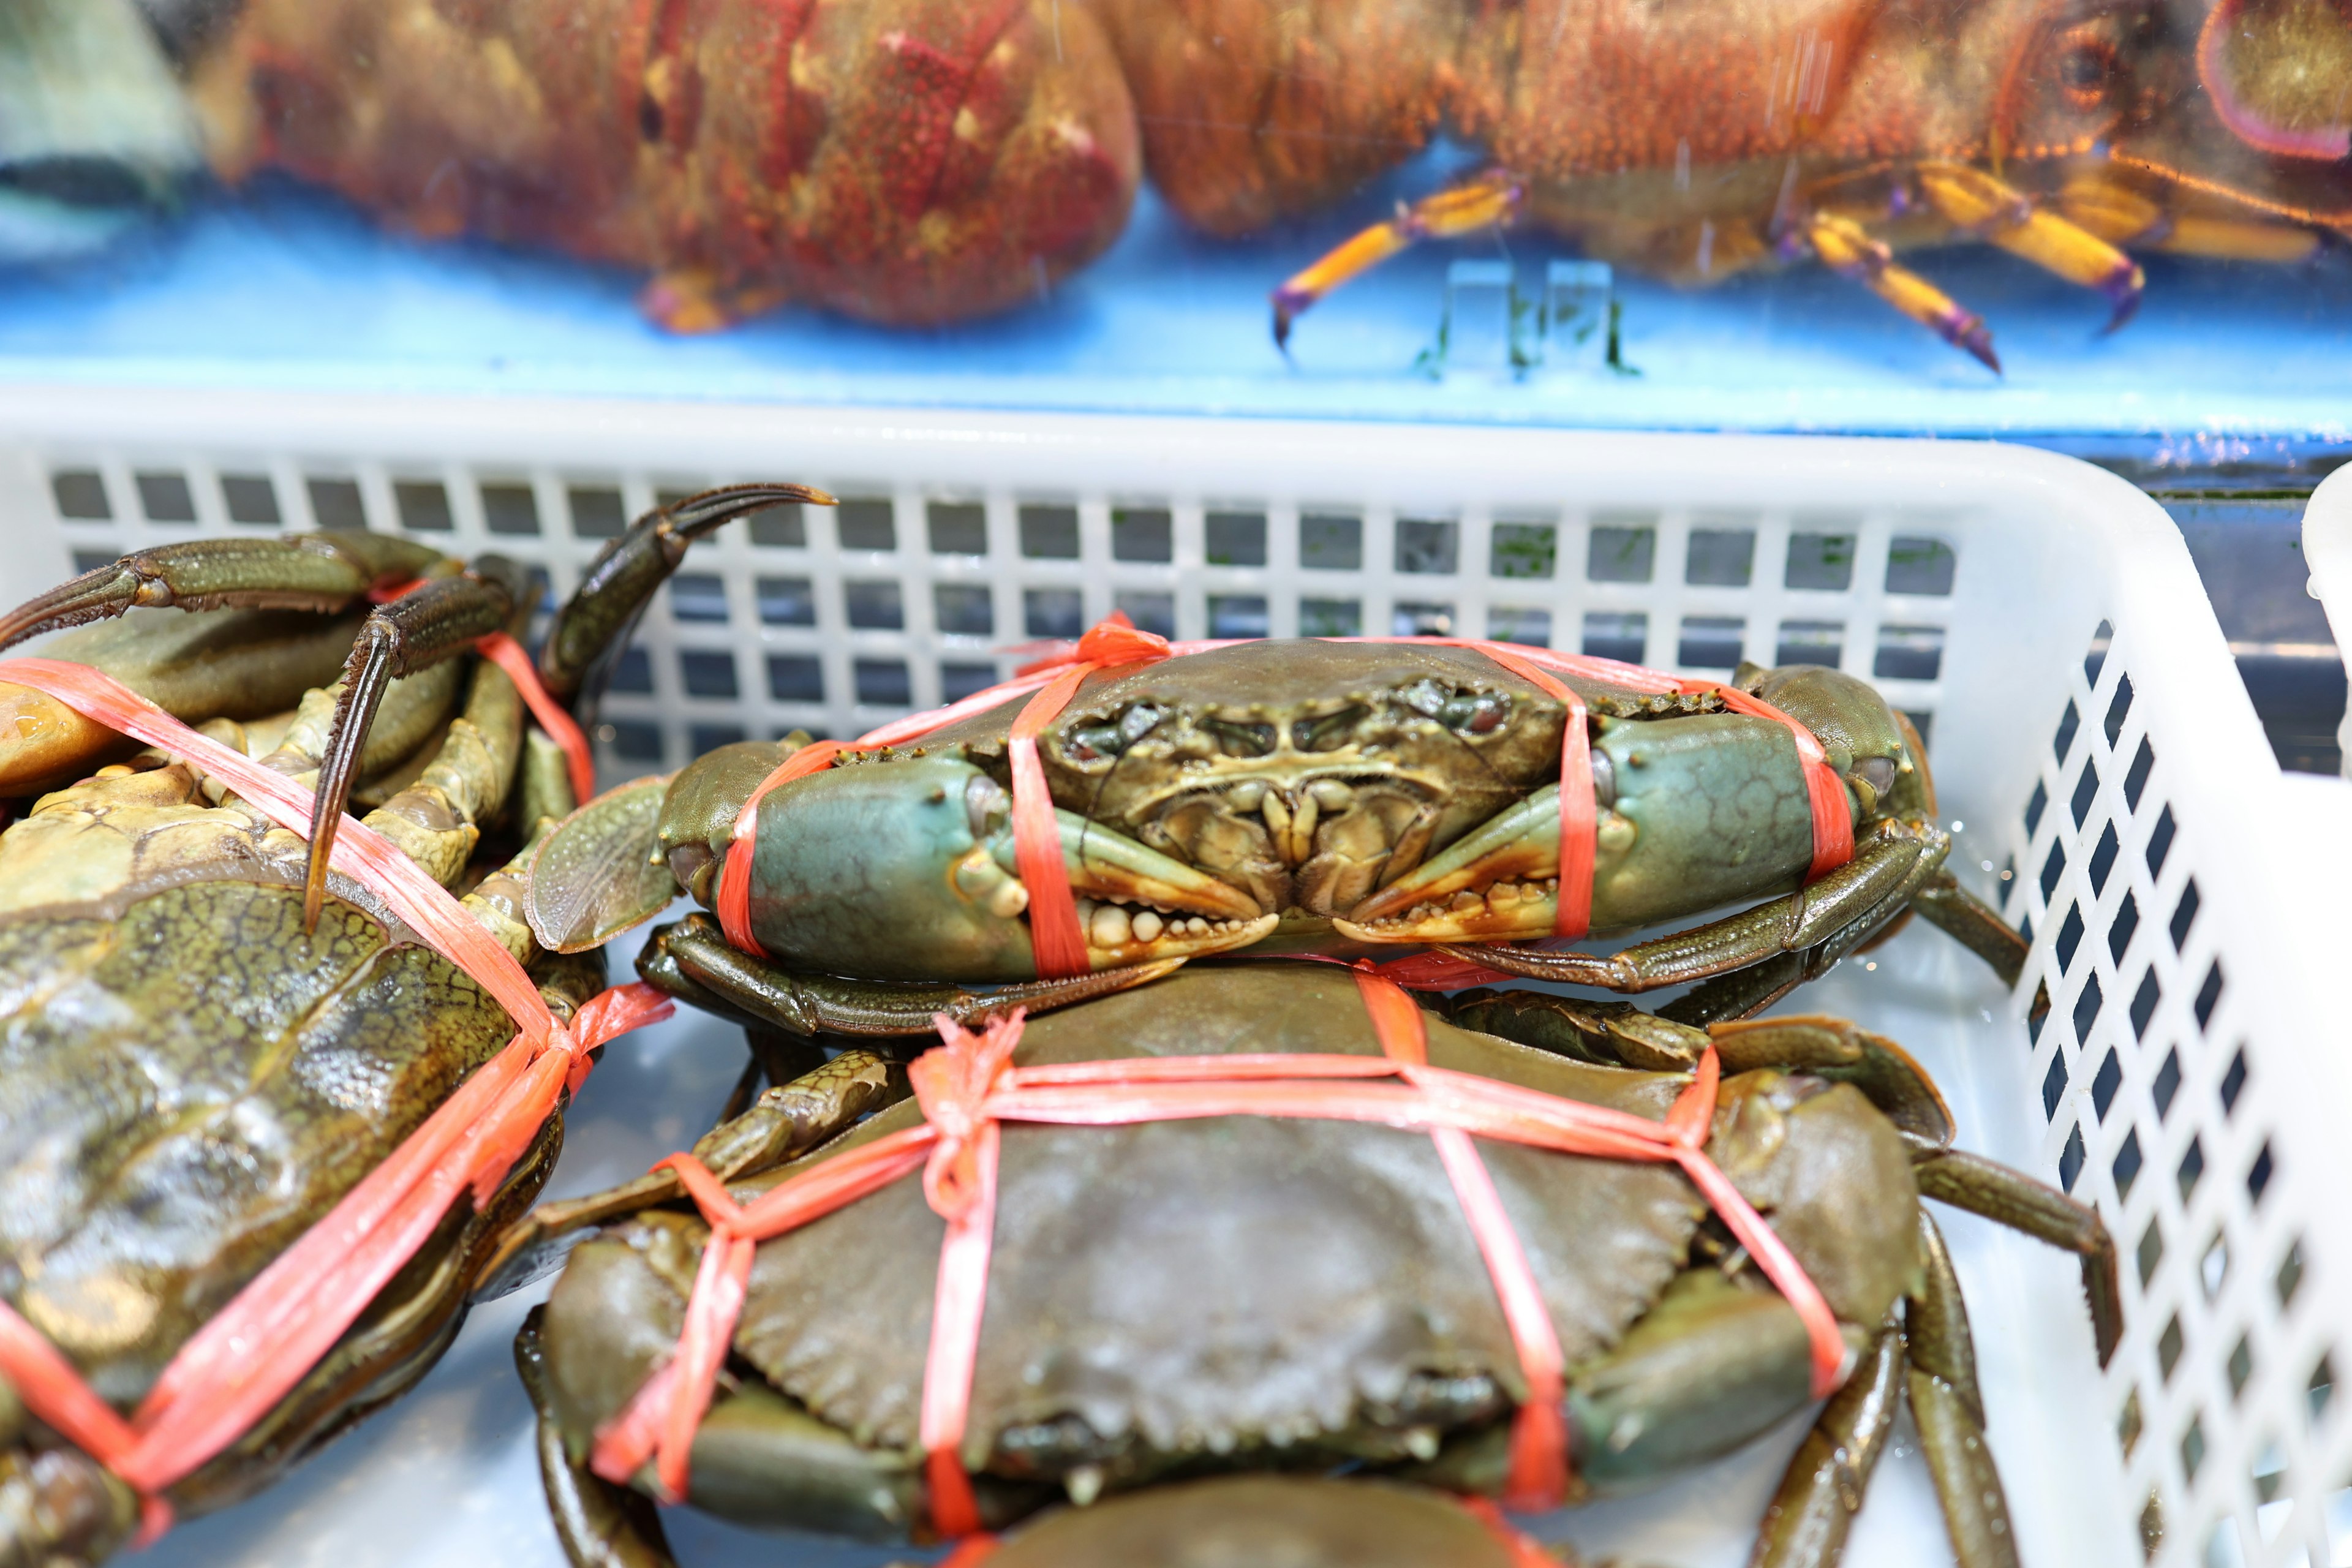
1340, 710, 1826, 944
733, 755, 1273, 982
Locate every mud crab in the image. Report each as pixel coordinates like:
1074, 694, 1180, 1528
515, 965, 2117, 1568
0, 486, 874, 1558
532, 603, 2024, 1039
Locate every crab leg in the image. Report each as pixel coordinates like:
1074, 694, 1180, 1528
1270, 172, 1522, 349
1905, 1212, 2020, 1568
301, 557, 531, 929
1420, 818, 1947, 994
1751, 1316, 1906, 1567
1801, 213, 1999, 372
537, 484, 834, 710
2054, 172, 2324, 263
1913, 163, 2144, 330
0, 533, 447, 652
516, 1308, 677, 1568
636, 912, 1185, 1038
0, 1447, 140, 1568
1909, 873, 2029, 989
1914, 1149, 2122, 1366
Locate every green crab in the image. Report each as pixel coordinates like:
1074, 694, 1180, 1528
538, 632, 2027, 1045
515, 966, 2117, 1568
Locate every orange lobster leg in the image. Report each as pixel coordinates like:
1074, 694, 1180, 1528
1915, 163, 2144, 330
1803, 213, 2000, 372
1272, 175, 1523, 349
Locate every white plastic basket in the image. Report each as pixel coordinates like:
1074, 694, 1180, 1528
4, 386, 2350, 1568
2300, 472, 2352, 782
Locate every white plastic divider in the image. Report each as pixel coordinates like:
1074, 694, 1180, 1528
2302, 472, 2352, 780
4, 386, 2351, 1568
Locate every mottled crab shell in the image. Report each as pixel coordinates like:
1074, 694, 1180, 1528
543, 967, 1918, 1524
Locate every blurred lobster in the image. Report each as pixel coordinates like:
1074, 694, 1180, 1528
175, 0, 1140, 329
1091, 0, 2352, 368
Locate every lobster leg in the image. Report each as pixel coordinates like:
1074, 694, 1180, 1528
301, 558, 531, 929
1913, 163, 2144, 331
0, 531, 447, 652
636, 911, 1185, 1038
1801, 213, 2000, 372
1271, 172, 1523, 349
1749, 1316, 1907, 1568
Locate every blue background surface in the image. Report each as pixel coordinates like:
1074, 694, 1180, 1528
1, 150, 2347, 447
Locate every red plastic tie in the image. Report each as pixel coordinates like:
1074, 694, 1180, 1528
1461, 1496, 1568, 1567
601, 964, 1850, 1526
0, 657, 671, 1521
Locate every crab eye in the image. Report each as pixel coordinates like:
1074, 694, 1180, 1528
1399, 679, 1449, 717
1205, 718, 1276, 757
2054, 28, 2120, 108
1066, 725, 1123, 762
1441, 692, 1509, 735
1118, 702, 1168, 744
1292, 706, 1366, 753
1854, 756, 1899, 801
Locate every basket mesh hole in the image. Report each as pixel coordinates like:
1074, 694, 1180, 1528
2044, 1055, 2070, 1119
745, 501, 804, 549
2110, 893, 2140, 962
1685, 526, 1754, 587
1300, 512, 1361, 570
1678, 616, 1743, 669
678, 650, 737, 698
608, 647, 652, 694
1025, 589, 1082, 638
1784, 529, 1854, 591
222, 474, 279, 526
1113, 507, 1174, 564
1118, 592, 1175, 638
942, 663, 998, 701
2140, 1220, 2166, 1288
2159, 1313, 2185, 1381
2120, 1388, 2144, 1458
2125, 737, 2155, 809
2202, 1232, 2231, 1299
854, 659, 910, 706
2312, 1354, 2336, 1426
1775, 620, 1842, 666
933, 585, 993, 637
2156, 1049, 2183, 1118
135, 472, 195, 523
70, 551, 113, 573
1208, 595, 1268, 638
2179, 1415, 2206, 1483
669, 574, 728, 624
2196, 963, 2225, 1030
2132, 973, 2161, 1039
766, 655, 821, 703
2179, 1137, 2207, 1202
1490, 523, 1555, 579
2116, 1129, 2144, 1200
2220, 1049, 2249, 1116
2225, 1335, 2252, 1401
2139, 1491, 2165, 1560
2057, 905, 2086, 971
481, 483, 539, 535
607, 721, 660, 761
2056, 699, 2082, 763
2072, 975, 2103, 1039
1488, 607, 1551, 647
1583, 611, 1646, 663
1393, 602, 1453, 638
1886, 535, 1956, 595
2060, 1125, 2087, 1190
1020, 504, 1078, 559
2041, 842, 2067, 901
2147, 805, 2177, 876
1872, 624, 1943, 682
848, 580, 905, 630
2105, 676, 2134, 746
689, 724, 745, 755
2093, 1049, 2122, 1119
50, 469, 108, 519
927, 502, 986, 557
836, 499, 896, 551
759, 577, 815, 627
2171, 881, 2202, 949
2026, 780, 2049, 837
394, 480, 451, 532
1586, 519, 1655, 582
2089, 823, 2120, 892
1395, 517, 1456, 575
2277, 1240, 2305, 1309
2247, 1142, 2275, 1204
568, 486, 627, 540
1302, 598, 1361, 637
2071, 761, 2101, 827
1205, 511, 1268, 568
2084, 619, 2114, 685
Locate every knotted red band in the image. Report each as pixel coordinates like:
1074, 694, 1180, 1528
0, 657, 671, 1534
587, 968, 1849, 1535
715, 617, 1854, 978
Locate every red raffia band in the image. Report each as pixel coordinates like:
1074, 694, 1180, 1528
712, 617, 1853, 976
586, 966, 1850, 1537
927, 1488, 1558, 1567
0, 655, 672, 1537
